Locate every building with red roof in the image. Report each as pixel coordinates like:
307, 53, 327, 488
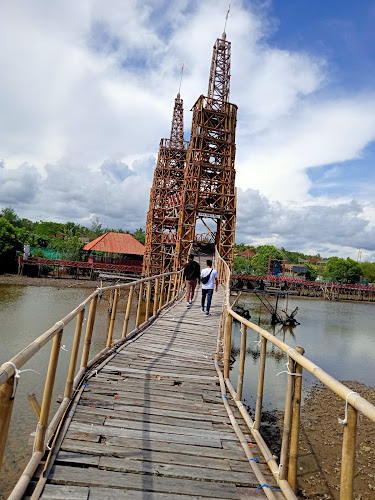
83, 232, 144, 267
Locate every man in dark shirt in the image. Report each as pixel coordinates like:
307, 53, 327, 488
183, 255, 200, 308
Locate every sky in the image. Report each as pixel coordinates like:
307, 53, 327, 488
1, 0, 375, 260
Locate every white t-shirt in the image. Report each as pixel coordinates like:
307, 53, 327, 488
201, 268, 218, 289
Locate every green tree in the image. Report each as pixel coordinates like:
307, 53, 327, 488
0, 218, 23, 255
359, 261, 375, 283
251, 245, 283, 276
91, 218, 104, 238
132, 227, 145, 244
305, 263, 318, 281
1, 207, 21, 227
33, 221, 65, 238
65, 235, 84, 260
233, 256, 253, 274
323, 257, 362, 284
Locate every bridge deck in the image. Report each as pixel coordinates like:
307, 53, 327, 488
32, 289, 283, 499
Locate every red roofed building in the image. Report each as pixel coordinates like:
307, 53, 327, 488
83, 232, 144, 267
236, 248, 255, 258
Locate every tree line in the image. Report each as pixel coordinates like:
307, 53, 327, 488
0, 207, 145, 272
234, 244, 374, 284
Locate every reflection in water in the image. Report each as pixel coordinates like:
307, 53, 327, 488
0, 284, 136, 498
231, 294, 375, 415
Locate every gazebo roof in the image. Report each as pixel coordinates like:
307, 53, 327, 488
83, 232, 144, 256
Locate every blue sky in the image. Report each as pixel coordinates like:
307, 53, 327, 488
1, 0, 375, 259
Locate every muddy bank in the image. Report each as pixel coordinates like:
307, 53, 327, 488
0, 274, 100, 288
260, 381, 375, 499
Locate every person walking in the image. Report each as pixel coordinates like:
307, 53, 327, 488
201, 259, 218, 316
183, 254, 200, 308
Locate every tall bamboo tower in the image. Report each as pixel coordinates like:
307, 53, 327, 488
174, 31, 237, 270
143, 90, 188, 276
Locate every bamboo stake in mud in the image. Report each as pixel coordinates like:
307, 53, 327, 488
135, 282, 144, 328
28, 393, 41, 420
254, 335, 267, 430
122, 285, 134, 339
0, 376, 16, 470
145, 280, 151, 322
224, 310, 233, 380
153, 278, 160, 316
106, 288, 119, 347
288, 346, 305, 491
80, 295, 98, 369
34, 330, 63, 453
236, 323, 247, 401
279, 353, 296, 480
64, 309, 84, 399
340, 404, 358, 500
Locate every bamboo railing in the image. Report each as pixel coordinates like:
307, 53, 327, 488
0, 270, 184, 500
215, 248, 375, 500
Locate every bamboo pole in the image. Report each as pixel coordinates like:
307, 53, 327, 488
236, 323, 247, 401
159, 275, 166, 308
340, 404, 358, 500
153, 278, 160, 316
0, 376, 15, 470
135, 282, 144, 329
80, 295, 98, 369
28, 393, 41, 420
145, 280, 151, 322
106, 287, 119, 347
279, 354, 296, 480
34, 330, 63, 453
254, 336, 267, 430
224, 310, 233, 380
171, 274, 177, 300
166, 275, 172, 303
64, 309, 84, 399
122, 285, 134, 339
288, 346, 305, 491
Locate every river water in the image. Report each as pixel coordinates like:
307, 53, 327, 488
0, 285, 374, 497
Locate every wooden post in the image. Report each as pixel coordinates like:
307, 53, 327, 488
153, 278, 160, 316
135, 282, 144, 328
171, 274, 177, 300
236, 323, 247, 401
288, 346, 305, 491
0, 376, 15, 470
34, 330, 63, 452
80, 295, 98, 369
106, 288, 119, 347
224, 311, 233, 379
166, 276, 172, 303
122, 285, 134, 338
254, 336, 267, 430
64, 309, 85, 399
159, 275, 166, 308
28, 393, 41, 420
279, 354, 296, 480
145, 280, 151, 322
340, 404, 358, 500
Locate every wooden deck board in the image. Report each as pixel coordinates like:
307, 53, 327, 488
35, 290, 282, 499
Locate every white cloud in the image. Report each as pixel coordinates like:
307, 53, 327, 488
1, 0, 375, 257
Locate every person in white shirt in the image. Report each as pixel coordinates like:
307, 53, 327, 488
200, 259, 218, 316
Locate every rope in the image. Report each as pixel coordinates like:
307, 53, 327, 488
258, 484, 282, 492
3, 361, 40, 399
338, 391, 357, 425
276, 348, 302, 377
97, 287, 103, 299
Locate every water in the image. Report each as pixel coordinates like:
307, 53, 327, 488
0, 283, 134, 498
230, 294, 375, 413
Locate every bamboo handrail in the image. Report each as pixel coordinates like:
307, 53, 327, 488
0, 268, 183, 492
215, 247, 375, 500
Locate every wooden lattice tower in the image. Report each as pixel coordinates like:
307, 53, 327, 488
174, 33, 237, 270
143, 93, 188, 276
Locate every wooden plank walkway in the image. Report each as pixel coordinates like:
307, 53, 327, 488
32, 288, 284, 499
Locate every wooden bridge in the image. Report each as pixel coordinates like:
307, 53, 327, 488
1, 251, 375, 500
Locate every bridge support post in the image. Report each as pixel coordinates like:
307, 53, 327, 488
236, 324, 247, 401
64, 309, 85, 399
153, 278, 160, 316
0, 376, 15, 470
145, 281, 152, 322
340, 404, 358, 500
224, 310, 232, 380
254, 336, 267, 431
288, 346, 305, 492
107, 288, 119, 347
135, 282, 144, 329
279, 353, 296, 481
122, 285, 134, 339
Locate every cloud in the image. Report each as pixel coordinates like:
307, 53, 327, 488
1, 1, 375, 258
